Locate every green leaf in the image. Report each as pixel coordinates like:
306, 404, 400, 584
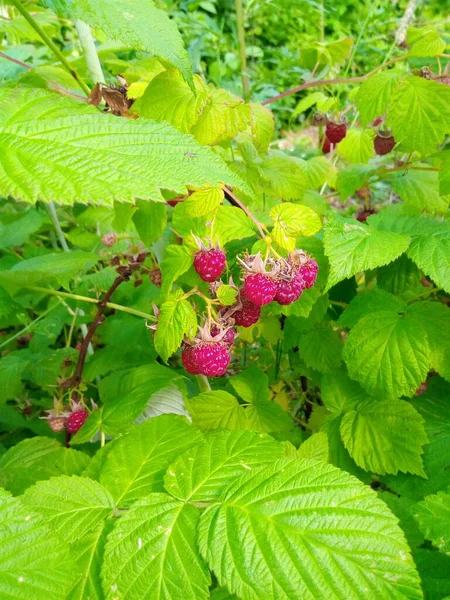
249, 103, 274, 153
343, 310, 430, 398
355, 71, 401, 127
414, 489, 450, 553
21, 475, 115, 542
337, 288, 407, 328
210, 589, 239, 600
407, 227, 450, 293
378, 492, 425, 550
214, 206, 256, 245
229, 365, 270, 404
102, 493, 210, 599
160, 245, 194, 297
387, 76, 450, 155
407, 27, 447, 57
337, 129, 374, 164
377, 255, 422, 296
186, 391, 249, 430
295, 324, 343, 373
259, 154, 307, 200
389, 167, 447, 214
98, 415, 203, 507
300, 156, 333, 189
154, 297, 197, 362
0, 488, 77, 599
340, 399, 428, 476
323, 214, 410, 290
67, 522, 109, 600
132, 201, 167, 246
297, 431, 329, 462
270, 202, 321, 251
434, 148, 450, 195
216, 284, 238, 306
136, 69, 209, 131
0, 437, 90, 495
164, 430, 284, 502
199, 459, 422, 600
335, 164, 374, 200
0, 207, 44, 250
0, 352, 30, 402
413, 549, 450, 600
43, 0, 192, 84
0, 87, 245, 205
293, 91, 330, 116
185, 187, 224, 217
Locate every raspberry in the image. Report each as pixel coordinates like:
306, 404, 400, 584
321, 136, 331, 154
298, 259, 318, 289
275, 272, 305, 305
232, 293, 261, 327
374, 134, 396, 156
211, 325, 236, 348
325, 121, 347, 144
372, 117, 383, 127
102, 233, 117, 247
194, 249, 226, 282
355, 186, 370, 201
244, 273, 277, 306
149, 268, 162, 287
67, 410, 88, 434
47, 417, 67, 433
193, 342, 230, 377
181, 345, 200, 375
414, 381, 428, 397
356, 208, 376, 222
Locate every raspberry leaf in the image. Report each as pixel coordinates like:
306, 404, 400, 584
413, 490, 450, 553
198, 459, 422, 600
337, 288, 407, 328
343, 310, 430, 398
388, 167, 447, 215
22, 475, 115, 542
296, 431, 329, 462
249, 103, 275, 153
407, 227, 450, 294
407, 27, 447, 58
355, 70, 401, 127
270, 202, 321, 251
324, 213, 410, 290
160, 245, 194, 298
294, 324, 343, 373
186, 391, 249, 430
102, 493, 210, 600
132, 201, 167, 247
337, 129, 374, 164
335, 164, 374, 200
216, 284, 238, 306
154, 297, 197, 362
260, 155, 308, 200
164, 430, 284, 502
185, 187, 224, 217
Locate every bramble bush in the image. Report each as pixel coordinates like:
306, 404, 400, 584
0, 1, 449, 599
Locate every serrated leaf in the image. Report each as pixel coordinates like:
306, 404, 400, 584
407, 27, 447, 57
132, 200, 167, 246
387, 76, 450, 155
296, 324, 343, 373
355, 71, 401, 127
0, 87, 245, 205
389, 167, 447, 214
270, 202, 321, 251
378, 492, 425, 550
160, 245, 194, 297
229, 365, 270, 404
413, 489, 450, 553
22, 475, 115, 542
185, 187, 224, 217
260, 154, 307, 200
249, 103, 274, 152
199, 459, 422, 600
413, 549, 450, 600
340, 399, 428, 476
164, 430, 284, 502
335, 164, 374, 200
67, 522, 109, 600
301, 156, 333, 189
0, 437, 89, 495
102, 493, 210, 600
377, 254, 422, 296
297, 431, 329, 462
154, 298, 197, 362
43, 0, 192, 84
98, 415, 203, 507
0, 352, 30, 402
216, 284, 238, 306
0, 207, 44, 250
135, 384, 190, 421
407, 228, 450, 293
214, 205, 256, 245
0, 488, 77, 599
186, 391, 249, 430
337, 129, 374, 164
337, 288, 407, 328
323, 213, 410, 290
343, 310, 430, 398
293, 91, 329, 116
136, 69, 209, 131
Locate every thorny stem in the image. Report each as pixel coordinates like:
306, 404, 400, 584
9, 0, 91, 96
223, 186, 267, 238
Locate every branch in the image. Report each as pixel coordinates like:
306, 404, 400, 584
395, 0, 421, 47
223, 186, 266, 238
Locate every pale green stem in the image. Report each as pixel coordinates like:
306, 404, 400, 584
196, 375, 211, 392
74, 19, 105, 84
0, 301, 61, 350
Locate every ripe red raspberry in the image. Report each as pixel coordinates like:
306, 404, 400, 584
181, 345, 200, 375
67, 410, 88, 434
321, 136, 331, 154
374, 134, 396, 156
211, 325, 236, 348
232, 293, 261, 327
325, 121, 347, 144
194, 249, 226, 282
193, 342, 230, 377
244, 273, 277, 306
275, 272, 305, 305
47, 417, 67, 433
356, 208, 376, 222
298, 259, 319, 289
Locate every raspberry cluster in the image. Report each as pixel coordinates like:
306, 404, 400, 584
41, 399, 90, 435
180, 247, 318, 378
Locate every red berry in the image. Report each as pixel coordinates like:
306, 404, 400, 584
374, 134, 396, 156
298, 259, 318, 289
181, 345, 200, 375
47, 417, 67, 433
325, 121, 347, 144
356, 208, 376, 222
211, 325, 236, 348
194, 249, 226, 282
193, 342, 230, 377
275, 273, 305, 305
244, 273, 277, 306
414, 381, 428, 397
67, 410, 88, 434
233, 293, 261, 327
321, 136, 331, 154
372, 117, 383, 127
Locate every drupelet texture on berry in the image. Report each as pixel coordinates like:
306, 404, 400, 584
211, 325, 236, 347
298, 259, 319, 289
244, 273, 277, 306
67, 410, 88, 434
275, 272, 305, 305
325, 121, 347, 144
194, 249, 226, 282
232, 293, 261, 327
374, 134, 396, 156
193, 342, 230, 377
181, 345, 200, 374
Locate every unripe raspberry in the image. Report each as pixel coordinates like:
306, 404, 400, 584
149, 268, 162, 287
102, 233, 117, 247
194, 249, 226, 282
193, 342, 230, 377
325, 121, 347, 144
374, 133, 396, 156
298, 259, 319, 289
232, 293, 261, 327
47, 417, 67, 433
181, 345, 200, 375
275, 272, 305, 305
67, 410, 88, 434
211, 325, 236, 348
244, 273, 277, 306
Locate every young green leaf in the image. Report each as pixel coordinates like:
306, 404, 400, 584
132, 201, 167, 246
413, 489, 450, 553
296, 431, 329, 462
295, 324, 343, 373
337, 288, 407, 328
270, 202, 321, 251
389, 167, 447, 214
160, 245, 194, 297
407, 227, 450, 294
407, 27, 447, 57
154, 297, 197, 362
337, 129, 374, 164
185, 187, 224, 217
216, 284, 238, 306
355, 70, 401, 127
186, 391, 249, 430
